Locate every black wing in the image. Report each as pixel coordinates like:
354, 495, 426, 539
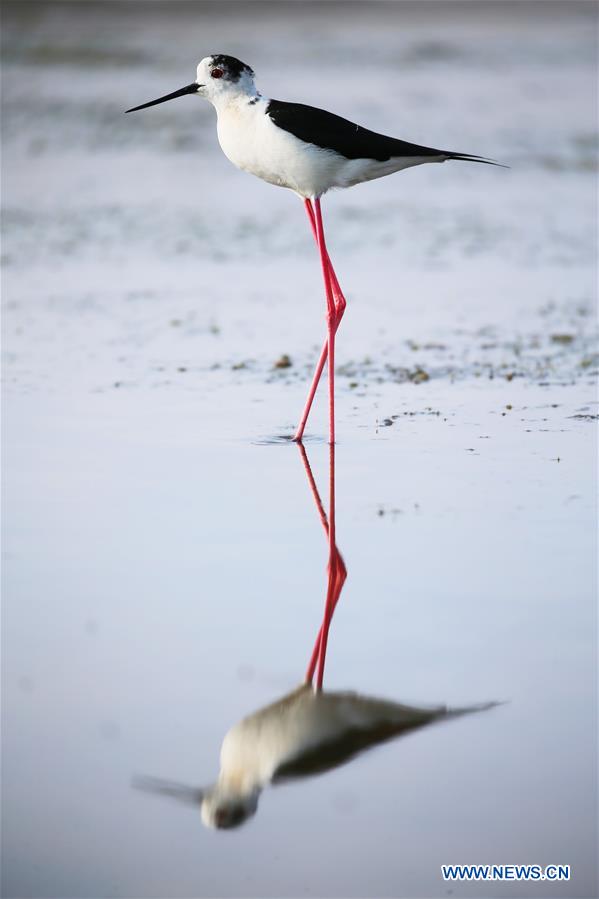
272, 700, 500, 783
266, 99, 444, 162
266, 99, 502, 166
272, 717, 443, 783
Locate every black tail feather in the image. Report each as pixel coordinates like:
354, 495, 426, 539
447, 152, 509, 168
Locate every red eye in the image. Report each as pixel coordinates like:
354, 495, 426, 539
211, 68, 223, 79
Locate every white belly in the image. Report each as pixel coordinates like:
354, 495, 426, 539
216, 100, 339, 197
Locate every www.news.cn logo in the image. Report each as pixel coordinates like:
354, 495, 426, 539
441, 864, 570, 882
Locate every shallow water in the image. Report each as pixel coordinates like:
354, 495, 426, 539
2, 2, 598, 897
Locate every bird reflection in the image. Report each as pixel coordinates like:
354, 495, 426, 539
134, 442, 497, 829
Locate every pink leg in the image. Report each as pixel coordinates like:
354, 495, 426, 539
307, 550, 347, 687
304, 199, 345, 306
293, 199, 347, 443
297, 441, 329, 536
302, 442, 347, 689
301, 437, 330, 683
315, 442, 341, 686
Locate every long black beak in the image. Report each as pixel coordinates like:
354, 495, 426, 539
125, 82, 200, 113
132, 775, 205, 805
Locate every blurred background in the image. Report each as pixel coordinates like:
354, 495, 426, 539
2, 2, 597, 898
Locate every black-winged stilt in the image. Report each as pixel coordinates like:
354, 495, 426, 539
132, 439, 498, 829
126, 54, 503, 444
134, 687, 497, 829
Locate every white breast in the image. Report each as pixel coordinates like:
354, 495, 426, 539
215, 98, 352, 198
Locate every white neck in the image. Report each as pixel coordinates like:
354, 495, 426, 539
210, 73, 260, 110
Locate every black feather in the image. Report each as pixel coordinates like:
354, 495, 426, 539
210, 54, 254, 82
446, 153, 508, 168
266, 99, 445, 161
266, 99, 504, 167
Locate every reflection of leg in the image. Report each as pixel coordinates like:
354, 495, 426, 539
298, 440, 332, 685
315, 442, 341, 686
307, 551, 347, 688
300, 442, 347, 689
293, 199, 348, 442
297, 441, 329, 535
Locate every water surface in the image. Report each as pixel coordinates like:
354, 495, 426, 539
2, 2, 597, 897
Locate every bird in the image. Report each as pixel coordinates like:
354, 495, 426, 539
126, 54, 503, 444
132, 439, 499, 830
134, 684, 499, 829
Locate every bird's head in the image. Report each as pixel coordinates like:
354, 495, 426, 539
132, 774, 260, 831
125, 54, 257, 114
200, 783, 260, 830
196, 55, 257, 102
